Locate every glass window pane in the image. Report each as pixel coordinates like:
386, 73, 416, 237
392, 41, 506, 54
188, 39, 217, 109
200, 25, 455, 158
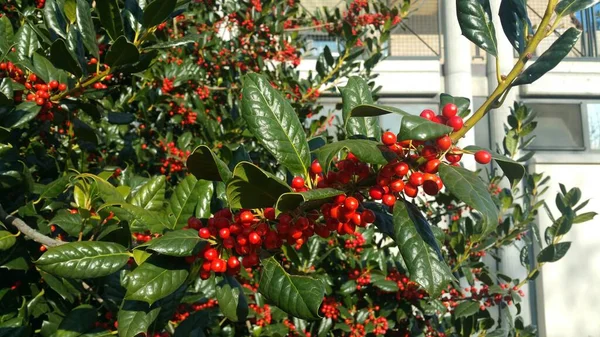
587, 103, 600, 150
525, 103, 584, 150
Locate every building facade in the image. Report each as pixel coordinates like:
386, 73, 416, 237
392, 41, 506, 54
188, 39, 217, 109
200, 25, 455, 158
301, 1, 600, 336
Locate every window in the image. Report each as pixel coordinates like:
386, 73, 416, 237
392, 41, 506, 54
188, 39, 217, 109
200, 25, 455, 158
586, 103, 600, 150
525, 103, 585, 150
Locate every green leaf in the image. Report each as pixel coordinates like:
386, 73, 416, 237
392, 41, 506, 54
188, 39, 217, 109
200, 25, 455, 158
457, 0, 498, 56
573, 211, 597, 224
215, 274, 249, 322
49, 210, 87, 237
454, 300, 481, 318
499, 0, 530, 53
274, 188, 344, 216
1, 102, 41, 128
43, 0, 67, 39
105, 36, 140, 67
392, 200, 453, 296
241, 73, 311, 176
15, 24, 40, 61
313, 139, 397, 174
340, 76, 381, 140
317, 318, 333, 337
398, 115, 453, 141
440, 93, 471, 117
556, 0, 600, 16
143, 0, 177, 28
168, 175, 212, 229
129, 175, 166, 211
350, 104, 410, 117
513, 28, 581, 86
463, 146, 525, 186
537, 242, 571, 263
97, 0, 124, 41
439, 164, 498, 236
33, 52, 60, 84
0, 231, 17, 251
64, 0, 77, 24
187, 145, 232, 182
143, 229, 205, 257
36, 242, 129, 278
117, 301, 160, 337
124, 257, 189, 305
0, 78, 13, 101
373, 279, 399, 292
76, 0, 100, 58
0, 16, 14, 54
226, 162, 292, 209
55, 305, 97, 337
258, 257, 325, 321
172, 311, 209, 337
50, 39, 82, 78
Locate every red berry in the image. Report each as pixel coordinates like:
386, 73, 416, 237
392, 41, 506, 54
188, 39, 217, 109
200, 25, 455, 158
203, 248, 218, 261
420, 109, 436, 120
361, 210, 375, 224
369, 186, 384, 200
382, 131, 397, 146
211, 259, 225, 272
446, 115, 464, 132
58, 83, 67, 91
291, 176, 305, 189
394, 162, 409, 177
311, 160, 322, 174
239, 210, 254, 223
227, 256, 240, 269
474, 150, 492, 164
423, 159, 441, 174
28, 73, 37, 82
390, 179, 405, 192
248, 231, 262, 245
35, 97, 44, 106
344, 197, 359, 211
219, 228, 230, 239
404, 183, 418, 198
187, 217, 202, 229
409, 172, 424, 186
442, 103, 458, 118
49, 80, 59, 89
382, 194, 396, 207
436, 136, 452, 151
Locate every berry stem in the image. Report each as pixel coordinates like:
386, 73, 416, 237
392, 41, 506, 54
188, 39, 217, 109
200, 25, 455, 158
449, 0, 559, 143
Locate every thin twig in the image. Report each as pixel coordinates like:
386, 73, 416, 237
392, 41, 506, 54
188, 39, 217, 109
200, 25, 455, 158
0, 204, 65, 247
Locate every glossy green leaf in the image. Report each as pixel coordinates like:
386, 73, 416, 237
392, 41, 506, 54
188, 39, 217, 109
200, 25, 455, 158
457, 0, 497, 56
15, 24, 40, 61
55, 305, 97, 337
97, 0, 124, 41
168, 175, 212, 229
143, 0, 177, 28
440, 93, 471, 117
537, 242, 571, 263
313, 139, 397, 174
215, 274, 249, 322
350, 104, 410, 117
556, 0, 600, 16
0, 16, 14, 54
398, 115, 453, 141
392, 200, 453, 296
76, 0, 99, 58
463, 146, 525, 186
187, 145, 232, 182
50, 39, 83, 78
454, 300, 481, 318
117, 301, 160, 337
373, 279, 399, 292
499, 0, 531, 53
0, 78, 13, 100
340, 76, 381, 140
573, 211, 597, 224
1, 102, 41, 129
143, 229, 206, 257
513, 28, 581, 86
64, 0, 77, 24
439, 164, 498, 237
43, 0, 67, 39
173, 311, 209, 337
0, 231, 17, 251
36, 242, 129, 278
105, 36, 140, 67
317, 318, 333, 337
241, 73, 311, 176
226, 161, 292, 209
33, 52, 60, 84
258, 256, 325, 320
124, 257, 189, 305
275, 188, 344, 216
49, 210, 87, 237
129, 175, 166, 211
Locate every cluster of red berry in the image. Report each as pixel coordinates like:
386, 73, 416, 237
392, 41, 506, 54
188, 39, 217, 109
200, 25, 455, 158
320, 297, 341, 319
386, 270, 428, 301
349, 268, 372, 290
343, 309, 388, 337
249, 303, 272, 327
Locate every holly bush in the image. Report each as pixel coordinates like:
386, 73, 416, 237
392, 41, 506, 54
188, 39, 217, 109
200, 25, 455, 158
0, 0, 597, 336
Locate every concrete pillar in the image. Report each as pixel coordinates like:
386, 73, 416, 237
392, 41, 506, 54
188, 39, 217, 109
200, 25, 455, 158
486, 0, 533, 328
442, 0, 476, 169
